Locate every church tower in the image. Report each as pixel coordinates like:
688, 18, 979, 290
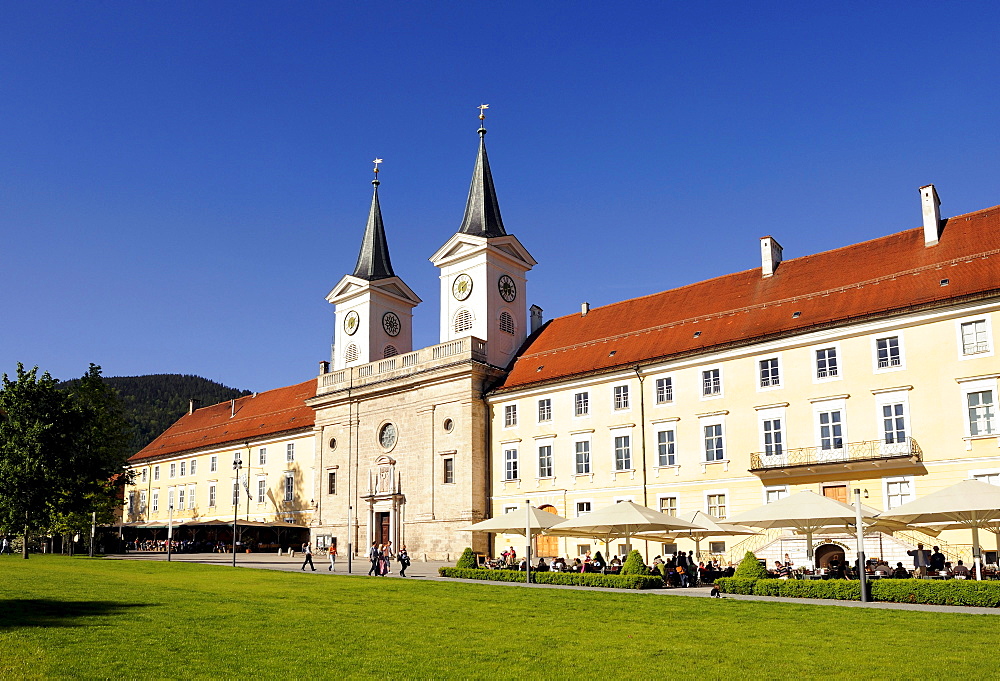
429, 107, 536, 369
328, 162, 421, 370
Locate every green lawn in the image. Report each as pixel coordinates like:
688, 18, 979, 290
0, 556, 995, 679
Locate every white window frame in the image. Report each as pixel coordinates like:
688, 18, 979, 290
883, 475, 914, 510
210, 456, 217, 473
257, 476, 267, 503
233, 480, 240, 506
443, 456, 456, 484
699, 413, 727, 466
757, 405, 786, 463
502, 504, 519, 515
613, 384, 630, 411
154, 465, 160, 481
187, 484, 196, 510
259, 448, 267, 466
573, 436, 591, 475
958, 376, 999, 439
574, 391, 589, 417
656, 427, 677, 467
657, 495, 678, 516
504, 448, 519, 481
179, 461, 186, 477
504, 404, 518, 428
286, 443, 295, 463
814, 343, 843, 383
283, 473, 294, 502
763, 485, 789, 504
654, 376, 674, 404
812, 397, 848, 459
167, 488, 174, 511
955, 315, 994, 360
757, 354, 783, 391
139, 490, 147, 513
701, 366, 723, 400
872, 334, 906, 373
874, 388, 911, 455
189, 459, 197, 476
575, 500, 594, 517
141, 468, 148, 483
612, 429, 633, 471
969, 468, 1000, 486
178, 487, 186, 508
208, 484, 216, 508
151, 490, 159, 512
169, 463, 176, 478
705, 490, 729, 519
537, 398, 552, 423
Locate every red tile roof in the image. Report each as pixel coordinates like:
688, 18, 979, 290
129, 379, 316, 461
497, 204, 1000, 391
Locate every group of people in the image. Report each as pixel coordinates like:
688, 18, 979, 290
366, 541, 411, 577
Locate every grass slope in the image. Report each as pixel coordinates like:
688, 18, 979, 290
0, 556, 994, 679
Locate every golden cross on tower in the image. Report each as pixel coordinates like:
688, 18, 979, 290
371, 158, 383, 186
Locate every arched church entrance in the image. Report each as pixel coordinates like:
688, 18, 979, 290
814, 543, 846, 569
535, 505, 560, 558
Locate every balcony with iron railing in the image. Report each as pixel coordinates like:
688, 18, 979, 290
749, 437, 922, 478
316, 336, 488, 394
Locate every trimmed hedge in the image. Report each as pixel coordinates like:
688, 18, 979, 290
438, 567, 663, 590
871, 579, 1000, 607
620, 549, 648, 576
755, 579, 861, 601
714, 578, 758, 595
455, 548, 477, 569
733, 551, 768, 580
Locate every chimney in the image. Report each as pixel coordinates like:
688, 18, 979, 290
230, 399, 236, 418
319, 360, 330, 375
188, 398, 202, 415
530, 305, 543, 333
760, 236, 783, 278
581, 302, 590, 317
920, 184, 941, 247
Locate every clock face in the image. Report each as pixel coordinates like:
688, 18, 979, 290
379, 423, 397, 449
452, 273, 473, 301
498, 275, 516, 303
382, 312, 401, 337
344, 310, 360, 336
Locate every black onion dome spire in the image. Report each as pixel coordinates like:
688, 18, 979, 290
458, 115, 507, 238
352, 168, 395, 281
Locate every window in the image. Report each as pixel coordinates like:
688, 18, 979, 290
187, 485, 195, 509
882, 403, 907, 443
575, 440, 591, 474
454, 309, 473, 333
141, 468, 147, 483
577, 544, 592, 557
704, 424, 724, 461
765, 486, 788, 504
574, 391, 589, 416
259, 448, 267, 466
504, 404, 517, 427
233, 481, 240, 506
178, 487, 185, 508
190, 460, 197, 476
210, 456, 217, 473
179, 461, 186, 477
961, 320, 990, 355
139, 490, 147, 513
968, 390, 996, 436
258, 479, 267, 503
884, 476, 913, 509
286, 443, 295, 462
537, 445, 553, 478
208, 484, 216, 508
702, 369, 721, 396
170, 463, 176, 478
614, 385, 630, 410
659, 496, 677, 516
283, 474, 294, 502
384, 345, 398, 358
152, 490, 159, 512
876, 336, 902, 369
503, 505, 518, 515
154, 465, 160, 481
537, 399, 552, 422
707, 494, 727, 519
657, 430, 676, 466
575, 502, 592, 517
662, 543, 679, 555
345, 344, 359, 363
974, 472, 1000, 486
655, 377, 673, 404
443, 457, 455, 484
328, 471, 337, 495
762, 418, 783, 456
499, 311, 515, 334
167, 489, 174, 510
708, 541, 726, 554
816, 347, 839, 379
759, 358, 780, 388
127, 492, 135, 515
614, 435, 632, 470
504, 449, 519, 480
818, 410, 844, 450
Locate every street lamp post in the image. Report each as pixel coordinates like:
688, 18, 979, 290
232, 455, 243, 567
854, 488, 869, 603
347, 504, 353, 574
167, 503, 174, 562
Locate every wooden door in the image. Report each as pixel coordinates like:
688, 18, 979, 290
823, 485, 848, 504
535, 506, 559, 558
378, 513, 390, 544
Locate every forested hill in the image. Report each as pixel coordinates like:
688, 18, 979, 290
60, 374, 251, 455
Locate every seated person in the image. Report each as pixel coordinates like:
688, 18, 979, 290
873, 560, 891, 576
952, 560, 971, 577
775, 560, 791, 579
552, 557, 566, 572
610, 555, 622, 568
535, 558, 548, 572
892, 562, 910, 579
572, 557, 582, 571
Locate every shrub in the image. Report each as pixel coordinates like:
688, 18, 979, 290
620, 549, 648, 575
715, 578, 758, 595
871, 579, 1000, 607
733, 551, 768, 580
438, 567, 663, 590
455, 548, 478, 569
753, 579, 861, 601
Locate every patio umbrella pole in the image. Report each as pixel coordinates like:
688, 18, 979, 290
525, 500, 531, 585
972, 524, 982, 581
853, 489, 868, 603
806, 529, 814, 570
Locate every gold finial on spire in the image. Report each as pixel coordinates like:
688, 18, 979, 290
372, 158, 383, 186
477, 104, 489, 136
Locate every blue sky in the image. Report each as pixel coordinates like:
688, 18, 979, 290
3, 2, 999, 391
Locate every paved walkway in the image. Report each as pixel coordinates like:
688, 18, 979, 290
109, 552, 999, 615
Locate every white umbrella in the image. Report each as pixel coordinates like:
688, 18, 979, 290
728, 491, 899, 568
545, 501, 703, 557
461, 506, 566, 535
636, 510, 758, 559
880, 479, 1000, 580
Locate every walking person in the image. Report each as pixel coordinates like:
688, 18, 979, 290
301, 542, 316, 571
367, 542, 379, 576
327, 543, 338, 571
398, 545, 411, 577
0, 536, 11, 555
383, 541, 395, 575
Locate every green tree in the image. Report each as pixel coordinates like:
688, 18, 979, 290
733, 551, 768, 579
455, 547, 478, 569
0, 363, 132, 557
621, 549, 648, 575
